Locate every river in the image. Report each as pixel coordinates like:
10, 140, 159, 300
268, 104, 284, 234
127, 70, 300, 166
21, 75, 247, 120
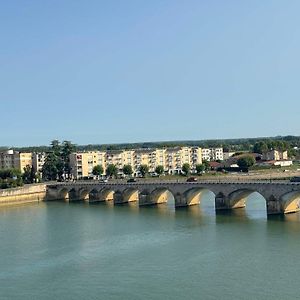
1, 192, 300, 299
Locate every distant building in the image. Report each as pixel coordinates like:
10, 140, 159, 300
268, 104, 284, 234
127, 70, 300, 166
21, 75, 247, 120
262, 150, 288, 161
0, 150, 32, 172
257, 160, 293, 167
68, 146, 203, 179
32, 152, 46, 175
69, 151, 106, 179
202, 148, 223, 161
223, 152, 235, 160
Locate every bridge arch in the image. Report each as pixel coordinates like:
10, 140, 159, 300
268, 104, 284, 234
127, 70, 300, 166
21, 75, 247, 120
68, 188, 78, 201
99, 187, 115, 201
89, 188, 102, 202
78, 188, 90, 201
150, 187, 175, 205
58, 187, 70, 200
279, 191, 300, 214
122, 188, 139, 203
228, 188, 267, 210
183, 187, 216, 206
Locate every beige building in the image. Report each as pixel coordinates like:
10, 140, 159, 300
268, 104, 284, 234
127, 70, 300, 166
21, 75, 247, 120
69, 151, 106, 179
134, 149, 157, 173
165, 147, 202, 174
0, 150, 32, 173
68, 146, 205, 178
262, 150, 288, 161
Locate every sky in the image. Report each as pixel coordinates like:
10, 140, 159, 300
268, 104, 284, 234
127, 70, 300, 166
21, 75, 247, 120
1, 0, 299, 147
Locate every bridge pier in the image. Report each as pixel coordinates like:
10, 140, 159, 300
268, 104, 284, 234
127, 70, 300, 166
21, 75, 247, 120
266, 196, 285, 215
139, 192, 152, 206
174, 193, 187, 207
113, 191, 124, 205
215, 193, 231, 210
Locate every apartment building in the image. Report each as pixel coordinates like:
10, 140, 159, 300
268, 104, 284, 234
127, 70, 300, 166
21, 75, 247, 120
134, 149, 157, 173
262, 150, 288, 161
164, 147, 202, 174
201, 148, 223, 161
69, 151, 106, 179
32, 152, 46, 174
0, 150, 32, 172
68, 146, 214, 178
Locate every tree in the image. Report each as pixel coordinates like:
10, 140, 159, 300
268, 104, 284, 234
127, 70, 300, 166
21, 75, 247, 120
61, 141, 76, 178
92, 165, 104, 178
22, 165, 35, 184
42, 140, 75, 181
195, 164, 205, 174
123, 164, 133, 176
139, 164, 149, 177
202, 160, 210, 171
0, 168, 23, 189
106, 164, 118, 178
155, 165, 164, 176
51, 140, 61, 156
42, 152, 60, 181
182, 163, 190, 176
253, 141, 268, 154
237, 155, 255, 170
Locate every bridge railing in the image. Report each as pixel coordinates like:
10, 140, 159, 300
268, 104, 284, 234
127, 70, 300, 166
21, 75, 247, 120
47, 179, 299, 187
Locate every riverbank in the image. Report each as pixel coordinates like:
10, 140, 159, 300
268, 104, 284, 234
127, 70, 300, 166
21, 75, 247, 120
0, 184, 47, 206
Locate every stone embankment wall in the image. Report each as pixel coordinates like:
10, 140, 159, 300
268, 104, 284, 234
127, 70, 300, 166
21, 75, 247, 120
0, 184, 47, 206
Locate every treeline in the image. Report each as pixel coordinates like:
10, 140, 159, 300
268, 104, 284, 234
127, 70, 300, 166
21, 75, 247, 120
5, 135, 300, 153
0, 169, 23, 189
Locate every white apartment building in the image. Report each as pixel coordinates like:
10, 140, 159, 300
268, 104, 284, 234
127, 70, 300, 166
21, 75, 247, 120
32, 152, 46, 175
201, 148, 224, 161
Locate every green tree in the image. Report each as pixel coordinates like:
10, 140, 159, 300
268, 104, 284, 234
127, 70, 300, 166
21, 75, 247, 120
0, 168, 23, 189
155, 165, 164, 176
51, 140, 61, 156
182, 163, 190, 176
42, 140, 75, 181
22, 165, 35, 184
42, 152, 60, 181
92, 165, 104, 178
106, 164, 118, 178
61, 141, 76, 178
202, 160, 210, 171
139, 164, 149, 177
195, 164, 205, 174
237, 155, 256, 170
253, 141, 268, 154
123, 164, 133, 176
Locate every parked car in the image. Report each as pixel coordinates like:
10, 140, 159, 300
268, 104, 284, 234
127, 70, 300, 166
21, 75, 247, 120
127, 178, 137, 183
186, 177, 198, 182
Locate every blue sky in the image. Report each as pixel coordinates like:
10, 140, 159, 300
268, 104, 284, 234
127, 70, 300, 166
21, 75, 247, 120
1, 0, 299, 146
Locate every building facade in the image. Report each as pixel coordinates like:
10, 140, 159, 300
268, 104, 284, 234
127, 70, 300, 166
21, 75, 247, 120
68, 146, 206, 179
32, 152, 46, 175
0, 150, 32, 172
262, 150, 288, 161
201, 148, 224, 161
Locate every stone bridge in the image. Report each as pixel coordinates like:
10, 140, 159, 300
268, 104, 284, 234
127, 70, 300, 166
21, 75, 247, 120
46, 180, 300, 215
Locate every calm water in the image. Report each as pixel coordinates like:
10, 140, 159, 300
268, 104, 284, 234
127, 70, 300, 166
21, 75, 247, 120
1, 192, 300, 300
